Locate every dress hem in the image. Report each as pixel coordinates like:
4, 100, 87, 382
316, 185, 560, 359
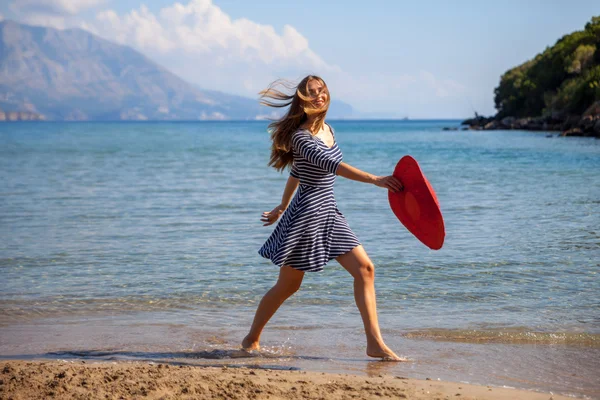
258, 242, 362, 273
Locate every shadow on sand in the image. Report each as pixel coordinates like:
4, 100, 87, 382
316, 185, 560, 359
0, 349, 403, 373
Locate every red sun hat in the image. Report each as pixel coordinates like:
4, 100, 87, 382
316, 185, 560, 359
388, 156, 445, 250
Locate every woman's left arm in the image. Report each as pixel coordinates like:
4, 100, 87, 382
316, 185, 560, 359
261, 175, 300, 226
337, 162, 403, 192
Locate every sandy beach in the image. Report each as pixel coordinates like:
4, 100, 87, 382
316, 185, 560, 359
0, 360, 574, 400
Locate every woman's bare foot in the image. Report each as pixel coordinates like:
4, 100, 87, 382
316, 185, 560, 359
366, 344, 406, 361
241, 335, 260, 351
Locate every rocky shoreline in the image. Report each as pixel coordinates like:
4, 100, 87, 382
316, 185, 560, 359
456, 101, 600, 138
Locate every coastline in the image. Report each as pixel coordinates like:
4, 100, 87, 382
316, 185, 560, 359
458, 101, 600, 137
0, 360, 576, 400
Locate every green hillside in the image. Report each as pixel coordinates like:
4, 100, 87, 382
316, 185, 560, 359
494, 16, 600, 119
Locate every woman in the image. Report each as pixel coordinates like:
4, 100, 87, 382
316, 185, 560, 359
242, 76, 404, 361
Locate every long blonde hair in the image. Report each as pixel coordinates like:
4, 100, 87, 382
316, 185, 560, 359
259, 75, 330, 171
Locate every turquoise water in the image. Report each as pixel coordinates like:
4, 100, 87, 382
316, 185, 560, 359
1, 121, 599, 397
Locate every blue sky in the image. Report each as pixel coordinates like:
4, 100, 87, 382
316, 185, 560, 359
2, 0, 598, 118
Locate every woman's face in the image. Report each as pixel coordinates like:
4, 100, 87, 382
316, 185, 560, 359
306, 79, 328, 109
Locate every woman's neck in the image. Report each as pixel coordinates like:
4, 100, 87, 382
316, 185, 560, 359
303, 117, 323, 133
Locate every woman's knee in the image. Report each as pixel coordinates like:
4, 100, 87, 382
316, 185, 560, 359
356, 261, 375, 282
275, 278, 302, 295
275, 266, 303, 294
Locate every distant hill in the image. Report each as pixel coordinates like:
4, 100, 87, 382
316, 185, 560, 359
0, 20, 355, 121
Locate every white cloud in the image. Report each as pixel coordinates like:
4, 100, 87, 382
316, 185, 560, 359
83, 0, 340, 100
8, 0, 107, 30
91, 0, 333, 69
10, 0, 106, 15
0, 13, 4, 22
96, 6, 173, 52
16, 13, 68, 29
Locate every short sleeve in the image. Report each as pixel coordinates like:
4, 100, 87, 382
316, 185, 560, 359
292, 130, 341, 174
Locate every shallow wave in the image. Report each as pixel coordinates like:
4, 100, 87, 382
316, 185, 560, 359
402, 327, 600, 347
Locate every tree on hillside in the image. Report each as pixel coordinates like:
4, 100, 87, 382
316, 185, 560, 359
494, 16, 600, 118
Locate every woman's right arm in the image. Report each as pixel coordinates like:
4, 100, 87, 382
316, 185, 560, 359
292, 132, 402, 193
337, 162, 403, 192
261, 175, 299, 226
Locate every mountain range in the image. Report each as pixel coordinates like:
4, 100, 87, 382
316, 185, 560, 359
0, 20, 354, 121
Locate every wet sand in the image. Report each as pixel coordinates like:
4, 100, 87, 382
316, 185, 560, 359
1, 360, 573, 400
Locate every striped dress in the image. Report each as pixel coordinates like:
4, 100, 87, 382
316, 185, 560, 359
258, 125, 361, 272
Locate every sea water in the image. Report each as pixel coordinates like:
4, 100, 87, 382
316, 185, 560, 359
1, 121, 598, 397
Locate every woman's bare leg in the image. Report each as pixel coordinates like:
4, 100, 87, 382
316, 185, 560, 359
336, 245, 402, 361
242, 266, 305, 350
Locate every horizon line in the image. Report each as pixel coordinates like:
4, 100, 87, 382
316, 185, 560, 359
0, 118, 468, 123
